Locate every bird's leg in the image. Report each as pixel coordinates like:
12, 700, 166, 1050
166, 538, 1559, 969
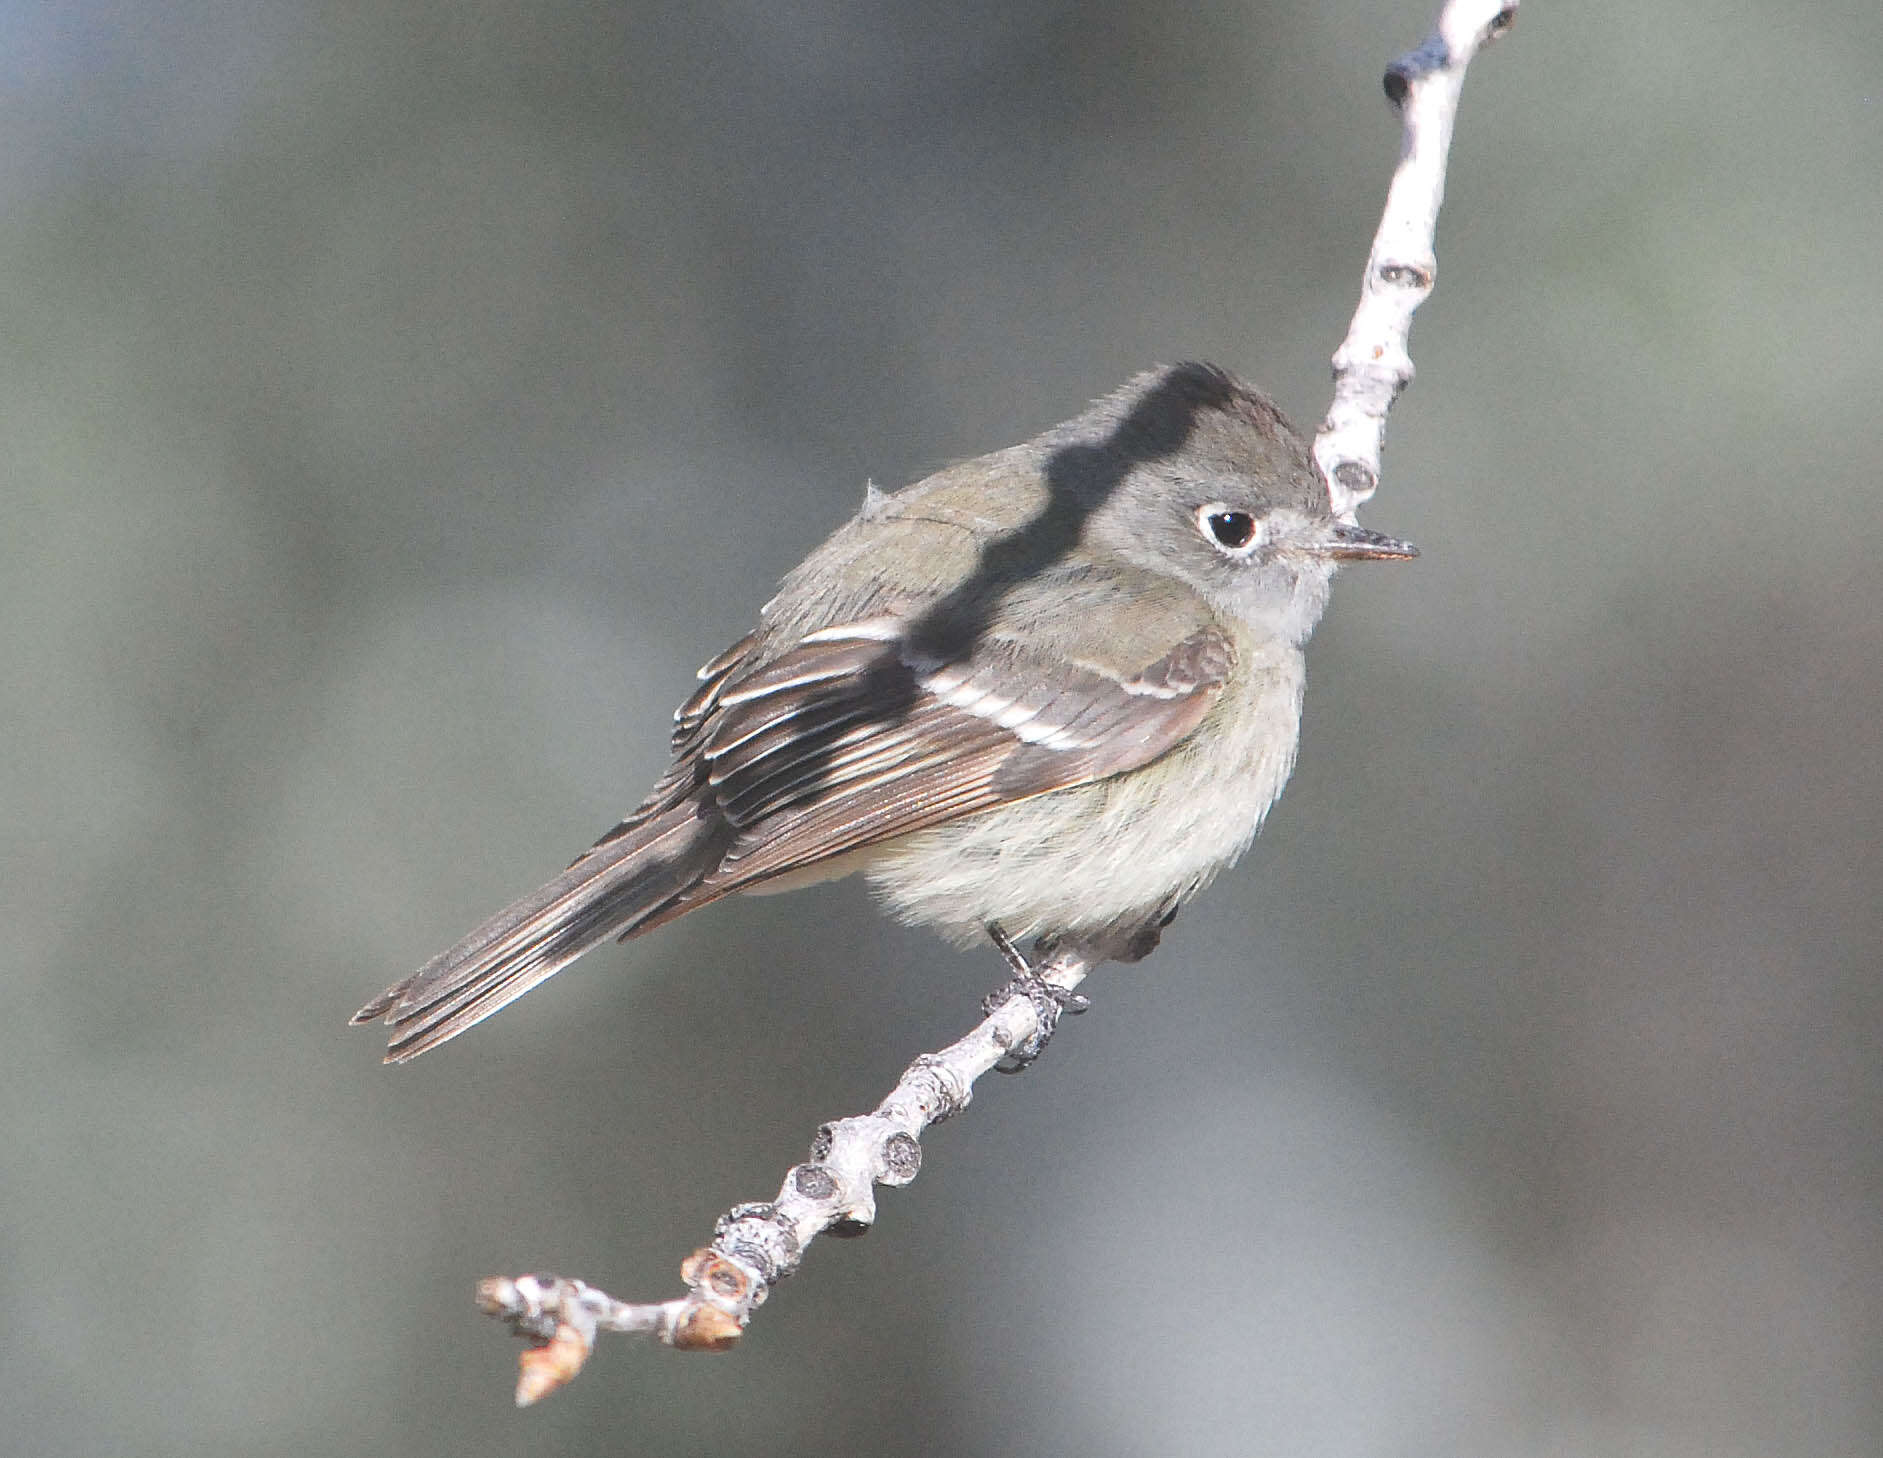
982, 924, 1090, 1073
986, 922, 1032, 978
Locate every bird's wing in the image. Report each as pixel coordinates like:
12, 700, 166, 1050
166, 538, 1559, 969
682, 609, 1236, 894
355, 595, 1232, 1061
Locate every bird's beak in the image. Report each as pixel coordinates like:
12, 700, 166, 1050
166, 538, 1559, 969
1317, 521, 1419, 562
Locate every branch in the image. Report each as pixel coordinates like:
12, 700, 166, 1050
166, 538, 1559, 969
477, 947, 1093, 1406
1315, 0, 1518, 522
470, 0, 1518, 1406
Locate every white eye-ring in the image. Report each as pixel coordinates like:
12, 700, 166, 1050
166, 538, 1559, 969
1196, 502, 1265, 555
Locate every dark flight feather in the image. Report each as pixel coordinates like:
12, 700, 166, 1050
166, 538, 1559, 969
354, 617, 1232, 1061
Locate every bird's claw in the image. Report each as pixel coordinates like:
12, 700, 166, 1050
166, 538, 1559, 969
982, 925, 1089, 1073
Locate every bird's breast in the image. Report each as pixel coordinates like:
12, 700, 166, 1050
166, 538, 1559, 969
863, 644, 1307, 945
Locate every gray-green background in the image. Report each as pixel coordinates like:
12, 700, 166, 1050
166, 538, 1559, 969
9, 2, 1879, 1454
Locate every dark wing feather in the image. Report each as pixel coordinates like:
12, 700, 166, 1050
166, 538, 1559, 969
687, 621, 1235, 893
590, 631, 763, 850
357, 615, 1231, 1061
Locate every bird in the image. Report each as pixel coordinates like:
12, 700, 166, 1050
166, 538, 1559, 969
353, 362, 1415, 1063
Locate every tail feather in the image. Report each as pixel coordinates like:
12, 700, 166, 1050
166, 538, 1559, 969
352, 803, 729, 1062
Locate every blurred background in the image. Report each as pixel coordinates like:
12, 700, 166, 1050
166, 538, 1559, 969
7, 1, 1879, 1453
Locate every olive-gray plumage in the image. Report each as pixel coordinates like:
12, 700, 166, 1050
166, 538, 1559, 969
353, 363, 1414, 1062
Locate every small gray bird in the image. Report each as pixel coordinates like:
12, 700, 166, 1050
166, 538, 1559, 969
353, 362, 1414, 1062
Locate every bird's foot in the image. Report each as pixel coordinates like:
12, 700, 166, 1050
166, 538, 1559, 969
982, 925, 1090, 1073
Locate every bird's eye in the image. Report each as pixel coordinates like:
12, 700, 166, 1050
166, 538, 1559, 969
1197, 504, 1262, 553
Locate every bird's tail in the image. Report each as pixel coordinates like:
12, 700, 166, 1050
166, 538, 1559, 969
351, 803, 728, 1063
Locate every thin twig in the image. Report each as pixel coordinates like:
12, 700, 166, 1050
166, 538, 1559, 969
1315, 0, 1518, 522
479, 947, 1093, 1405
